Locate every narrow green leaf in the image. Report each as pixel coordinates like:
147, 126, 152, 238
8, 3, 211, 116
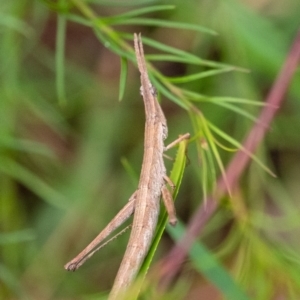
135, 35, 246, 70
147, 55, 247, 74
103, 5, 175, 20
89, 0, 164, 6
109, 18, 217, 36
167, 67, 235, 83
0, 230, 35, 245
209, 96, 265, 106
0, 158, 68, 208
119, 57, 128, 101
167, 221, 250, 300
146, 54, 203, 65
201, 148, 209, 199
190, 113, 209, 199
41, 0, 73, 12
0, 13, 33, 36
212, 101, 260, 124
207, 121, 276, 177
192, 114, 217, 196
200, 115, 231, 196
1, 137, 54, 157
183, 90, 265, 106
67, 14, 91, 26
141, 36, 207, 64
55, 13, 67, 105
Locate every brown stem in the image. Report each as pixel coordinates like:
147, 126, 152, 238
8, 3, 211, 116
158, 29, 300, 287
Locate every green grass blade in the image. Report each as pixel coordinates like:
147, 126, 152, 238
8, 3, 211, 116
0, 158, 67, 208
193, 114, 217, 197
103, 5, 175, 20
167, 221, 250, 300
0, 230, 35, 245
147, 55, 247, 73
190, 113, 209, 200
141, 36, 209, 64
68, 4, 175, 27
183, 90, 265, 107
199, 115, 231, 196
146, 54, 204, 64
136, 35, 245, 70
89, 0, 163, 6
110, 18, 217, 35
211, 101, 261, 124
209, 96, 265, 106
55, 13, 67, 105
119, 56, 128, 101
67, 14, 91, 26
0, 13, 33, 36
207, 121, 276, 177
167, 67, 236, 83
1, 137, 54, 157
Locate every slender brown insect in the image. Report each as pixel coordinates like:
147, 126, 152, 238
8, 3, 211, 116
64, 33, 190, 300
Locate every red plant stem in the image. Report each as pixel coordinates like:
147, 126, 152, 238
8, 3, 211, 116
158, 29, 300, 286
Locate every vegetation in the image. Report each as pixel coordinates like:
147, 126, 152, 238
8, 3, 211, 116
1, 1, 300, 299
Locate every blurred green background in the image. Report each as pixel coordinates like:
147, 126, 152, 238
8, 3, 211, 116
1, 0, 300, 299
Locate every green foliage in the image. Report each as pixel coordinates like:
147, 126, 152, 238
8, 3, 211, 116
168, 221, 250, 300
1, 0, 300, 299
